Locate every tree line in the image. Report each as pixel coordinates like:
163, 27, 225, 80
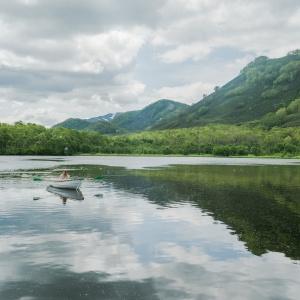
1, 122, 300, 157
0, 122, 106, 155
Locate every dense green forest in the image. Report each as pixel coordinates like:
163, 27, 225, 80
258, 98, 300, 128
105, 124, 300, 156
1, 122, 300, 157
0, 122, 106, 155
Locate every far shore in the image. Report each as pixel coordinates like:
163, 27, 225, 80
80, 153, 300, 159
2, 153, 299, 159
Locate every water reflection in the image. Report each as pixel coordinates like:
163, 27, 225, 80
103, 165, 300, 260
47, 186, 84, 204
0, 162, 299, 299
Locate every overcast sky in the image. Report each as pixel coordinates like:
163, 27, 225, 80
0, 0, 299, 125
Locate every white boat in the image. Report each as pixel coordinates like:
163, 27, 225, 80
47, 186, 84, 200
48, 179, 82, 190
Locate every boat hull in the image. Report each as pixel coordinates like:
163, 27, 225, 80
47, 186, 84, 200
48, 179, 82, 190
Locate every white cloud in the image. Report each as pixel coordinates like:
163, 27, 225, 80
0, 0, 300, 124
74, 28, 149, 73
288, 8, 300, 26
18, 0, 38, 5
159, 43, 211, 63
0, 28, 147, 73
0, 49, 41, 69
157, 81, 214, 103
154, 0, 300, 61
225, 55, 255, 74
0, 74, 147, 125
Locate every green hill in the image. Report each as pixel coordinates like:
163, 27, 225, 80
154, 50, 300, 129
54, 52, 300, 133
258, 98, 300, 128
86, 120, 123, 134
53, 118, 91, 130
111, 99, 188, 131
54, 118, 120, 134
54, 99, 188, 134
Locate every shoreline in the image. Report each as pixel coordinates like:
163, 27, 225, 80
80, 153, 300, 159
1, 153, 300, 159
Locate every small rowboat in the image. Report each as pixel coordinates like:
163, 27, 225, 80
48, 179, 82, 190
47, 186, 84, 200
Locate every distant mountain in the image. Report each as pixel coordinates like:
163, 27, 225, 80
55, 51, 300, 133
86, 120, 123, 134
53, 99, 188, 134
111, 99, 189, 131
87, 113, 119, 123
54, 118, 91, 130
53, 117, 121, 134
154, 50, 300, 129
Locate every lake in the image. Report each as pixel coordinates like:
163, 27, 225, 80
0, 156, 299, 300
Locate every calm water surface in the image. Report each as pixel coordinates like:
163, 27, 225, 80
0, 156, 299, 300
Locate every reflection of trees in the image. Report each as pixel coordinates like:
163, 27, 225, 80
105, 165, 300, 260
0, 266, 160, 300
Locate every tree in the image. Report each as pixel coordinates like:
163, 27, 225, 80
288, 49, 300, 56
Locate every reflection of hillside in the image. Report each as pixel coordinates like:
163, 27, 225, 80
0, 266, 160, 300
133, 165, 300, 214
104, 165, 300, 260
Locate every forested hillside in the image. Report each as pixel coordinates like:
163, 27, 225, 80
155, 51, 300, 129
54, 99, 188, 134
0, 122, 106, 155
54, 118, 121, 134
111, 99, 188, 131
53, 52, 300, 133
54, 118, 91, 130
258, 98, 300, 128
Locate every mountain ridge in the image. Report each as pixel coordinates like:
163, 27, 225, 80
154, 51, 300, 129
54, 99, 189, 134
54, 51, 300, 133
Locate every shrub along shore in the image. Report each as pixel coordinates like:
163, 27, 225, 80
1, 122, 300, 157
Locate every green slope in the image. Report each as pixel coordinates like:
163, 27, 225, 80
155, 51, 300, 129
258, 98, 300, 128
53, 118, 91, 130
85, 120, 123, 134
111, 99, 189, 131
54, 118, 120, 134
54, 99, 189, 134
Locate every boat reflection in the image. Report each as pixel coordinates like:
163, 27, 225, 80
47, 186, 84, 205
